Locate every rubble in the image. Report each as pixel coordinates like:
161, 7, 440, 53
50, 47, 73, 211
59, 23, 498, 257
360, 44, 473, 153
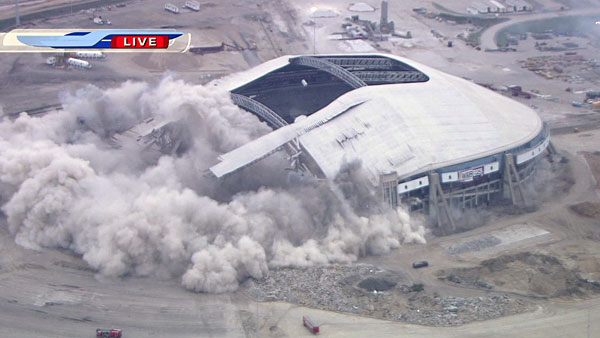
447, 235, 501, 255
399, 294, 530, 326
240, 264, 533, 326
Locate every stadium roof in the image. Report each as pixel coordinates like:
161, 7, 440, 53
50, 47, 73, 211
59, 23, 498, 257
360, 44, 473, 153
210, 54, 543, 184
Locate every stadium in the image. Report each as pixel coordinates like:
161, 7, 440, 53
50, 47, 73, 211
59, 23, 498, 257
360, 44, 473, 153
208, 53, 552, 228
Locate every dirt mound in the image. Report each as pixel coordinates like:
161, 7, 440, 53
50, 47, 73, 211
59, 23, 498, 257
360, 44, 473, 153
440, 252, 600, 298
570, 201, 600, 219
583, 151, 600, 189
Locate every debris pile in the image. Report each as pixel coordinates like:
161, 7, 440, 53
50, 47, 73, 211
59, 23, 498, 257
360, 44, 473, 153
241, 264, 532, 326
399, 295, 531, 326
446, 235, 501, 255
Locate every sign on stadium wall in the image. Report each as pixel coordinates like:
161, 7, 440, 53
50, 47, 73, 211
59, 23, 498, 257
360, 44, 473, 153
458, 165, 484, 182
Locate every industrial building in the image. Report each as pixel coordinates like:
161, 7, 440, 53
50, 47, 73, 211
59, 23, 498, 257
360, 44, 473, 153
467, 0, 532, 14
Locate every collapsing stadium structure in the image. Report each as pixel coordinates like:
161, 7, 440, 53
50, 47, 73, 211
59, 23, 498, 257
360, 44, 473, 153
120, 53, 552, 228
208, 53, 554, 228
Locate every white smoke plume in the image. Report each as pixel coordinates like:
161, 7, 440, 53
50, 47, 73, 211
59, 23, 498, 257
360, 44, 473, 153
0, 77, 426, 293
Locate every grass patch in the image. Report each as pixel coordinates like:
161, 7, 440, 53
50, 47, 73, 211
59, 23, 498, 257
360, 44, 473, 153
436, 12, 508, 46
432, 2, 462, 15
437, 12, 507, 27
467, 29, 485, 46
496, 14, 599, 47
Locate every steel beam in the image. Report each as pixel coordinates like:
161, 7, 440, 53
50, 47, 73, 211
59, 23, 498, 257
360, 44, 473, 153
230, 93, 288, 129
353, 71, 429, 83
324, 57, 394, 70
289, 56, 367, 89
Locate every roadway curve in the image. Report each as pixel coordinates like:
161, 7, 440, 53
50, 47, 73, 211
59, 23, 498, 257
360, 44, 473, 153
480, 9, 600, 50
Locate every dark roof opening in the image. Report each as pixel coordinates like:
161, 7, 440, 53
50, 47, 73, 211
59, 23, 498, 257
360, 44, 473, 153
231, 55, 429, 126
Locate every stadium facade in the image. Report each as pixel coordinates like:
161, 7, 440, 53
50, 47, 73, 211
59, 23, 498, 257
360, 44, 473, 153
208, 54, 551, 228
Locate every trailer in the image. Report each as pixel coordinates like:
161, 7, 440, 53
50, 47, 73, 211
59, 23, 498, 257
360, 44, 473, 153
185, 0, 200, 11
302, 316, 319, 334
96, 328, 122, 337
164, 3, 180, 13
67, 57, 91, 69
189, 43, 225, 54
75, 51, 104, 59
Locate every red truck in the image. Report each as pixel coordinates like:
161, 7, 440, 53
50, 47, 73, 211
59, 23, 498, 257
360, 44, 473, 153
96, 329, 122, 337
303, 316, 319, 334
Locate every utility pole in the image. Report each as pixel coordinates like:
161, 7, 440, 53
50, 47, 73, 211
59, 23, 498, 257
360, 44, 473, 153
310, 7, 318, 55
313, 19, 316, 54
15, 0, 20, 26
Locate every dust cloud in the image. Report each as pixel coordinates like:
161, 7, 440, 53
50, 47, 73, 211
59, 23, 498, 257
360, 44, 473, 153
0, 77, 425, 293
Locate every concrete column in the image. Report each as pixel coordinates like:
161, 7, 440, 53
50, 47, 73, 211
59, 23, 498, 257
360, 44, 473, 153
428, 173, 455, 231
379, 171, 398, 208
502, 153, 525, 205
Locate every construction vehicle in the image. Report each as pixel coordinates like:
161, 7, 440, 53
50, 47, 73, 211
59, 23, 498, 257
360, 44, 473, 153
303, 316, 319, 334
96, 328, 122, 337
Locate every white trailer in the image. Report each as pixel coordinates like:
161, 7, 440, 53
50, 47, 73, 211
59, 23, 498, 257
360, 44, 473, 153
75, 51, 104, 59
164, 3, 180, 13
67, 58, 92, 69
185, 0, 200, 11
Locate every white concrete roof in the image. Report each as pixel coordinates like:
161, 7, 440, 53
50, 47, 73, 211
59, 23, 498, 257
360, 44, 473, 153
210, 54, 543, 183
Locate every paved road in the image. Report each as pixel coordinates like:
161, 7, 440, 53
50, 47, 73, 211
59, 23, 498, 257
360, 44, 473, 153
270, 299, 600, 338
480, 9, 600, 50
0, 224, 251, 338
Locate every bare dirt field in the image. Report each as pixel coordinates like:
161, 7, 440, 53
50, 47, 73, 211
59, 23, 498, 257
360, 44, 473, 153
438, 252, 600, 298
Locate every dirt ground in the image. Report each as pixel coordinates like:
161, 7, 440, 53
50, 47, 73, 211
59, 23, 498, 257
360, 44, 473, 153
438, 251, 600, 298
571, 201, 600, 219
